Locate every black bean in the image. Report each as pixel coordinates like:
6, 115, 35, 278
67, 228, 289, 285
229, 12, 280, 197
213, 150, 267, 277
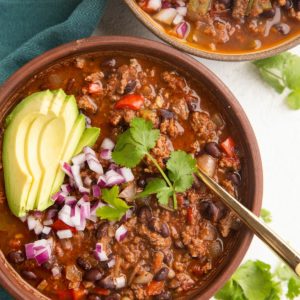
124, 80, 137, 94
284, 0, 293, 9
96, 276, 116, 289
154, 291, 173, 300
275, 23, 290, 35
7, 250, 25, 264
204, 142, 221, 158
159, 109, 175, 120
227, 172, 241, 186
87, 295, 102, 300
96, 222, 109, 239
186, 96, 201, 112
160, 223, 170, 238
105, 294, 121, 300
199, 200, 220, 222
84, 268, 103, 282
101, 58, 116, 68
137, 177, 147, 188
21, 270, 37, 280
154, 267, 169, 281
261, 8, 276, 17
77, 257, 92, 271
137, 206, 152, 224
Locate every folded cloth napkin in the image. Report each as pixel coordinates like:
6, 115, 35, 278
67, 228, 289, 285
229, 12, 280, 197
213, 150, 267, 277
0, 0, 107, 297
0, 0, 107, 83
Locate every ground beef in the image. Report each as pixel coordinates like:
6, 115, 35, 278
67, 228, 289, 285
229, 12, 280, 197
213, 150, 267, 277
170, 96, 190, 120
162, 71, 186, 90
218, 211, 241, 237
160, 118, 184, 138
174, 273, 195, 292
77, 95, 98, 114
219, 156, 241, 171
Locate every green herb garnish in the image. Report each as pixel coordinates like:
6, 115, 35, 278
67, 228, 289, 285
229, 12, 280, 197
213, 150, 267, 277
253, 52, 300, 110
112, 118, 196, 209
215, 260, 300, 300
260, 208, 272, 224
96, 186, 131, 221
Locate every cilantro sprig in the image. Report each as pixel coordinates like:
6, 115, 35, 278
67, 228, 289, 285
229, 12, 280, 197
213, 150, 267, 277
253, 52, 300, 110
112, 118, 196, 209
260, 208, 272, 224
96, 186, 131, 221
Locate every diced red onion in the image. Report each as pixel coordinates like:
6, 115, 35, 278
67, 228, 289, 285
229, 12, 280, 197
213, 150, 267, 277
57, 229, 73, 239
119, 183, 136, 200
105, 170, 125, 187
115, 275, 126, 289
42, 226, 51, 235
64, 196, 77, 206
173, 14, 183, 25
146, 0, 162, 12
87, 215, 97, 223
176, 6, 187, 16
176, 0, 185, 7
19, 215, 27, 222
197, 154, 217, 177
51, 191, 67, 204
72, 153, 86, 165
84, 114, 92, 126
83, 146, 96, 157
108, 163, 118, 171
87, 159, 103, 175
162, 0, 172, 8
115, 225, 128, 242
79, 186, 90, 194
51, 266, 61, 277
25, 243, 35, 259
60, 184, 72, 195
25, 239, 51, 265
58, 205, 73, 227
32, 211, 43, 218
80, 202, 91, 219
107, 258, 116, 268
71, 164, 83, 188
92, 185, 101, 198
61, 162, 73, 178
46, 208, 58, 220
118, 167, 134, 182
34, 221, 43, 235
101, 138, 115, 150
84, 176, 93, 186
43, 219, 53, 226
97, 175, 107, 187
35, 248, 50, 265
153, 8, 177, 25
71, 205, 81, 227
175, 21, 190, 39
100, 149, 112, 160
76, 217, 86, 231
94, 243, 108, 261
27, 216, 37, 231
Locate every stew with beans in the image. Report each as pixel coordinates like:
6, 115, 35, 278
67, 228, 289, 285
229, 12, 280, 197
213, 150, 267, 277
136, 0, 300, 53
0, 53, 243, 300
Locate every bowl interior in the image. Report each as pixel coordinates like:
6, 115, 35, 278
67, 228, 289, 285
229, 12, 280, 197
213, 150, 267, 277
0, 36, 263, 300
124, 0, 300, 61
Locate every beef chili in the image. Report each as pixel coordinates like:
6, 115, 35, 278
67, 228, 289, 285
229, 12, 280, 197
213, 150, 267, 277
135, 0, 300, 53
0, 53, 243, 299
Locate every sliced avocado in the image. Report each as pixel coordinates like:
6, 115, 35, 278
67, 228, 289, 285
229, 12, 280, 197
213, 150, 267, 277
35, 94, 79, 211
73, 127, 101, 156
50, 114, 86, 200
3, 90, 54, 216
25, 90, 67, 211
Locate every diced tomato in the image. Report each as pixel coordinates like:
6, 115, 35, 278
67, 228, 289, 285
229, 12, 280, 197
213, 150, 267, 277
57, 290, 72, 300
93, 288, 110, 296
220, 137, 235, 157
114, 94, 144, 110
187, 207, 193, 225
147, 281, 165, 296
71, 288, 87, 300
52, 219, 77, 233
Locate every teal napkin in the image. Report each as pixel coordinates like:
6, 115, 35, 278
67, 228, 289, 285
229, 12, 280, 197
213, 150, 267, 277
0, 0, 107, 297
0, 0, 108, 83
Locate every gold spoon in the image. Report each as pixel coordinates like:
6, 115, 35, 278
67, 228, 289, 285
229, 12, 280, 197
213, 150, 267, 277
196, 168, 300, 277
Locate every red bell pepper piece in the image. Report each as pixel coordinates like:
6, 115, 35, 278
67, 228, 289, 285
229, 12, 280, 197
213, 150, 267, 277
57, 290, 72, 300
93, 288, 110, 296
147, 281, 164, 296
220, 137, 235, 157
52, 219, 77, 233
71, 288, 87, 300
187, 207, 193, 225
114, 94, 144, 110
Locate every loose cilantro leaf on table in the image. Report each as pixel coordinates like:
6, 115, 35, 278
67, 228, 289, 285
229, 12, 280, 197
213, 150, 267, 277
112, 118, 197, 209
253, 52, 300, 110
96, 186, 131, 221
260, 208, 272, 223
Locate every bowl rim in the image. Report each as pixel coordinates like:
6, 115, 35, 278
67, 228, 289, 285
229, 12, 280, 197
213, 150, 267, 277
0, 36, 263, 300
123, 0, 300, 61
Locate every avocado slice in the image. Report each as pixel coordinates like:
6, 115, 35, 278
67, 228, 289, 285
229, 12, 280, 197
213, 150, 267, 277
35, 94, 79, 211
50, 114, 86, 201
73, 127, 101, 156
25, 90, 67, 211
3, 90, 54, 216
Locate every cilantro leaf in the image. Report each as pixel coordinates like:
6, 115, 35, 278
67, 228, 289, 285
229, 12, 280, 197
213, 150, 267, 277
112, 118, 159, 167
96, 186, 131, 221
283, 54, 300, 90
257, 68, 285, 94
287, 277, 300, 299
166, 150, 197, 193
286, 90, 300, 110
215, 280, 246, 300
260, 208, 272, 223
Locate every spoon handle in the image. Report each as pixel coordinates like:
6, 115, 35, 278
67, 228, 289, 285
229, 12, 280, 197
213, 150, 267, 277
196, 169, 300, 276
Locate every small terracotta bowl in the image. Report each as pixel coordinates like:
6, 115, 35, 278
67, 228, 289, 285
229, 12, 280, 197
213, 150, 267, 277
124, 0, 300, 61
0, 36, 263, 299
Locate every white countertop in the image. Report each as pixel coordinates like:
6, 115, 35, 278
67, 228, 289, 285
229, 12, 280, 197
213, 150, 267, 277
95, 0, 300, 295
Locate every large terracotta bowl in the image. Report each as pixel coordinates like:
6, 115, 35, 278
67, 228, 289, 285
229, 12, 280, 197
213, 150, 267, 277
124, 0, 300, 61
0, 36, 263, 299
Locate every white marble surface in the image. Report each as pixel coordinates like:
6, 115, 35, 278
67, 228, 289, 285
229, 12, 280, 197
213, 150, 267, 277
95, 0, 300, 292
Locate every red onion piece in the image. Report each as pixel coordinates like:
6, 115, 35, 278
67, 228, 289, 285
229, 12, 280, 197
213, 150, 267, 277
173, 14, 183, 25
176, 6, 187, 16
115, 275, 127, 289
105, 170, 125, 187
107, 258, 116, 268
46, 208, 58, 220
64, 196, 77, 206
42, 226, 51, 235
34, 221, 43, 235
153, 8, 177, 25
25, 243, 35, 259
19, 216, 27, 222
87, 159, 103, 175
51, 266, 61, 277
80, 202, 91, 219
115, 225, 128, 242
118, 167, 134, 182
61, 162, 73, 178
92, 185, 101, 198
43, 219, 53, 226
27, 216, 37, 231
71, 164, 83, 188
72, 153, 86, 165
83, 146, 96, 157
119, 184, 136, 200
84, 176, 93, 187
35, 248, 50, 265
57, 229, 73, 239
97, 175, 107, 187
101, 138, 115, 150
70, 205, 81, 227
61, 184, 72, 195
58, 205, 73, 227
78, 186, 90, 194
147, 0, 162, 11
175, 21, 191, 39
100, 149, 112, 160
94, 243, 108, 261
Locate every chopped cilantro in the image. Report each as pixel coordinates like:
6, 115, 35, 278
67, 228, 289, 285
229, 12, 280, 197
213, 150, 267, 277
260, 208, 272, 223
96, 186, 131, 221
253, 52, 300, 110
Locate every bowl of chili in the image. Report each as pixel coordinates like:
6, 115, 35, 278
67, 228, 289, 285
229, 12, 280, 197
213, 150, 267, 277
0, 36, 262, 299
125, 0, 300, 61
